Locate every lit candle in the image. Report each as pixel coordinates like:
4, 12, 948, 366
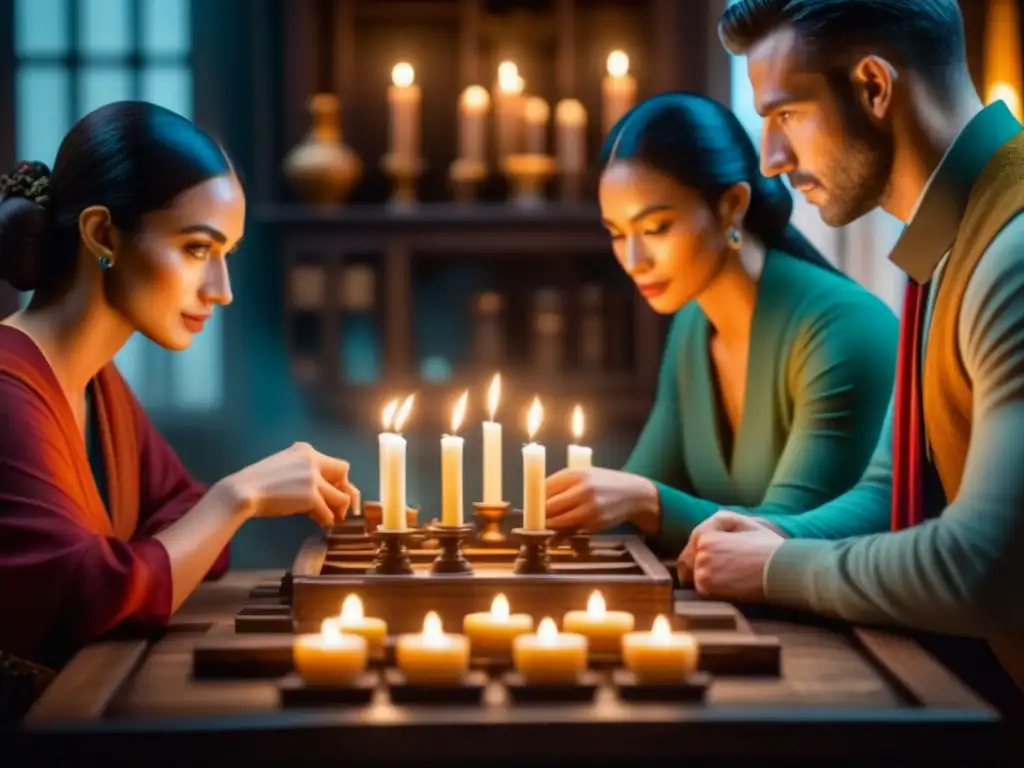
441, 390, 468, 526
602, 50, 636, 135
494, 61, 525, 161
555, 98, 587, 175
294, 617, 369, 686
463, 594, 534, 657
622, 615, 700, 684
388, 62, 421, 163
512, 617, 588, 684
336, 594, 388, 658
562, 590, 635, 654
566, 404, 593, 470
523, 96, 550, 155
482, 374, 503, 504
396, 611, 471, 684
458, 85, 491, 165
522, 397, 546, 530
379, 394, 414, 531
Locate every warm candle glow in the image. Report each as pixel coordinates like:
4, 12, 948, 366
988, 82, 1022, 120
587, 590, 606, 619
450, 390, 468, 434
392, 62, 415, 88
461, 85, 490, 110
524, 96, 550, 124
422, 611, 447, 645
491, 593, 510, 620
394, 394, 415, 432
537, 617, 559, 644
487, 373, 501, 420
555, 98, 586, 127
572, 405, 584, 441
320, 617, 344, 643
527, 397, 543, 440
382, 398, 399, 431
651, 614, 672, 642
497, 61, 523, 94
607, 50, 629, 78
340, 594, 363, 622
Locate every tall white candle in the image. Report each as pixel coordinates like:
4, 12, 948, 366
555, 98, 587, 175
441, 391, 468, 526
389, 62, 421, 163
523, 96, 550, 155
522, 397, 546, 530
494, 61, 525, 162
458, 85, 490, 165
482, 373, 503, 504
379, 395, 414, 530
566, 404, 593, 470
602, 50, 636, 136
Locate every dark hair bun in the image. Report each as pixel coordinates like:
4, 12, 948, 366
0, 161, 53, 291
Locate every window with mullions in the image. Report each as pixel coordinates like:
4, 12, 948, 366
13, 0, 223, 412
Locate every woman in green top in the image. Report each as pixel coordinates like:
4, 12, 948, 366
544, 92, 898, 555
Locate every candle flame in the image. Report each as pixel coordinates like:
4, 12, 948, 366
392, 62, 415, 88
423, 611, 444, 640
461, 85, 490, 110
450, 390, 468, 434
537, 617, 559, 643
524, 96, 550, 124
340, 594, 364, 623
487, 373, 501, 420
320, 617, 344, 645
497, 61, 520, 93
651, 614, 672, 641
571, 405, 584, 441
382, 398, 399, 431
607, 50, 630, 78
587, 590, 607, 619
394, 394, 415, 432
491, 593, 510, 621
526, 397, 543, 440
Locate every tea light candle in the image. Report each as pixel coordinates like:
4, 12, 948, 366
463, 594, 534, 657
512, 617, 588, 683
566, 404, 593, 470
379, 395, 414, 530
622, 615, 700, 684
458, 85, 490, 165
562, 590, 635, 653
396, 611, 471, 684
389, 62, 421, 163
482, 374, 503, 504
294, 617, 369, 686
602, 50, 636, 135
555, 99, 587, 175
523, 96, 550, 155
441, 390, 468, 526
522, 397, 546, 530
336, 594, 388, 657
494, 60, 525, 161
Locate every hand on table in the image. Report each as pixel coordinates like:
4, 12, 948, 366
676, 510, 785, 603
544, 467, 657, 533
223, 442, 357, 528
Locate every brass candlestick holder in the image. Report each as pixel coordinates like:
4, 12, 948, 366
363, 502, 418, 535
382, 153, 424, 208
503, 153, 555, 208
472, 501, 510, 543
428, 523, 475, 575
511, 527, 555, 575
368, 528, 415, 575
449, 158, 487, 203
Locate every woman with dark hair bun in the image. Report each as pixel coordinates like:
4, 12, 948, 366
544, 92, 898, 555
0, 102, 356, 676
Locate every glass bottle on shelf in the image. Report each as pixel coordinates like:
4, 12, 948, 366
532, 288, 565, 374
339, 264, 381, 384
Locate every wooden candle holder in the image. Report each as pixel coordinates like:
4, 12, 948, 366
612, 668, 711, 703
381, 153, 423, 208
502, 670, 601, 703
428, 523, 475, 575
502, 153, 555, 208
511, 528, 555, 575
362, 502, 419, 535
449, 158, 487, 203
472, 501, 511, 544
278, 671, 379, 708
368, 529, 416, 575
385, 669, 488, 705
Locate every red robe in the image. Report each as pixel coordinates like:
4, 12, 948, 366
0, 326, 229, 667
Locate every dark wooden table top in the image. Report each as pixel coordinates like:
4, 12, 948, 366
8, 570, 1008, 763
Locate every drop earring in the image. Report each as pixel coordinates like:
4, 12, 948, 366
97, 253, 113, 270
726, 226, 743, 250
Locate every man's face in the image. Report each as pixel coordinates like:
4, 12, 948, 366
746, 26, 894, 226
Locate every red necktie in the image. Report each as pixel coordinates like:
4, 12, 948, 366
890, 279, 928, 530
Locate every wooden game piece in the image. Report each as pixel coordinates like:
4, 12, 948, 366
278, 671, 378, 707
692, 632, 782, 676
192, 634, 295, 678
235, 613, 295, 634
237, 603, 291, 617
249, 581, 284, 599
502, 670, 601, 703
612, 668, 711, 702
672, 601, 741, 631
385, 669, 488, 705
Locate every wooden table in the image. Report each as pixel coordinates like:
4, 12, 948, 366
8, 570, 1007, 762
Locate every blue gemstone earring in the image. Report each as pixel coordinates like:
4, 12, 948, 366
726, 226, 743, 250
97, 253, 113, 269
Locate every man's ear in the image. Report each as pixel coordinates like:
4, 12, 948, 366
851, 54, 897, 120
78, 206, 118, 263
